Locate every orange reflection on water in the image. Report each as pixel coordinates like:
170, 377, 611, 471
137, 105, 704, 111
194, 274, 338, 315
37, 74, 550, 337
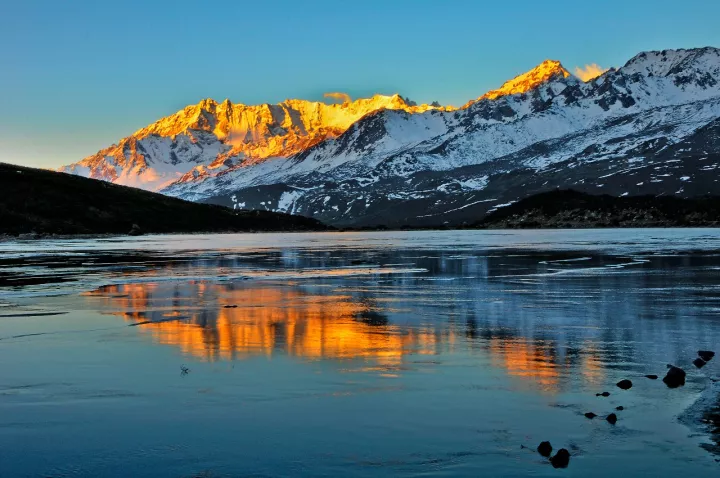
85, 282, 605, 390
579, 342, 605, 386
88, 282, 440, 366
488, 338, 561, 392
485, 336, 606, 393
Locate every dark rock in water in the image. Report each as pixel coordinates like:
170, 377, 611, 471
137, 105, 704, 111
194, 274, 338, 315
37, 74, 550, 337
698, 350, 715, 362
550, 448, 570, 468
616, 406, 624, 411
606, 413, 618, 425
693, 357, 707, 369
537, 441, 553, 457
585, 412, 598, 419
128, 224, 143, 236
223, 305, 238, 309
596, 392, 610, 397
663, 365, 686, 388
645, 374, 659, 380
616, 379, 633, 390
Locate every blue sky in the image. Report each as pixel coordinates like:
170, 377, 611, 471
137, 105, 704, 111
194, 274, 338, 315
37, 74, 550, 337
2, 0, 720, 168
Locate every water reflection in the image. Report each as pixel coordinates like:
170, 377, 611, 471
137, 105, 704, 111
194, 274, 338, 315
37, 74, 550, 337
86, 282, 444, 368
69, 247, 720, 397
488, 338, 563, 389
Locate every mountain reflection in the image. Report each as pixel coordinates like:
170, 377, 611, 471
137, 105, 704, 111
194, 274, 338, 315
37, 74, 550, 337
488, 338, 562, 389
82, 278, 609, 393
87, 282, 443, 366
77, 248, 720, 395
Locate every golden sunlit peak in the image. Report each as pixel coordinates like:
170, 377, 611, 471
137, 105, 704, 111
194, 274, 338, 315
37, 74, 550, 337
467, 59, 571, 105
135, 94, 453, 141
198, 98, 218, 108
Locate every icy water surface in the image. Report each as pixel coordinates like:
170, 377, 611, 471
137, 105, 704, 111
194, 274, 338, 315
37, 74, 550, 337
1, 229, 720, 477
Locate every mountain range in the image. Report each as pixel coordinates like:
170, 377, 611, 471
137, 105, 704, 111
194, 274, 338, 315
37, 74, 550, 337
61, 47, 720, 227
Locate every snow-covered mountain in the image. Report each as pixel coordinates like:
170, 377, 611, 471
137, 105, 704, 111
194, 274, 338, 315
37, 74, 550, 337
60, 95, 449, 191
62, 47, 720, 226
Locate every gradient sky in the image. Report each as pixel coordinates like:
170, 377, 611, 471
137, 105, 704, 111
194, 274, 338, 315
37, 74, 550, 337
2, 0, 720, 168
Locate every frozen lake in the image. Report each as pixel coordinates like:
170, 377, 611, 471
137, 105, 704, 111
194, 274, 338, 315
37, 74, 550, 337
1, 229, 719, 476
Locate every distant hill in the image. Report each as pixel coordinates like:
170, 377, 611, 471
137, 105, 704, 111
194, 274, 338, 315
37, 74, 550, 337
474, 189, 720, 229
0, 163, 327, 235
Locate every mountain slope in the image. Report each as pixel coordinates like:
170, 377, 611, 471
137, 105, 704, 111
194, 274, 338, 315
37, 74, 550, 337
0, 163, 326, 235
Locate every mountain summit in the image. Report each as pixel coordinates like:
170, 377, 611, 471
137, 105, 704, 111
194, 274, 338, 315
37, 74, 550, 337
470, 59, 572, 105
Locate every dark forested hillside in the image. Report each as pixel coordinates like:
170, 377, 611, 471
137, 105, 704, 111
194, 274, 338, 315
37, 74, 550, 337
0, 163, 327, 235
474, 190, 720, 229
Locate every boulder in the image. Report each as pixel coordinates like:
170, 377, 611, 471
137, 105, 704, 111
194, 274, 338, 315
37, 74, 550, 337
584, 412, 597, 419
606, 413, 618, 425
693, 358, 706, 369
596, 392, 610, 397
616, 406, 624, 411
698, 350, 715, 362
537, 441, 553, 457
644, 374, 658, 380
128, 224, 143, 236
550, 449, 570, 468
663, 365, 686, 388
616, 379, 633, 390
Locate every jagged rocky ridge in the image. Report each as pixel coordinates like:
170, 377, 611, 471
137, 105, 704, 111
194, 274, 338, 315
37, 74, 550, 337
62, 47, 720, 227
